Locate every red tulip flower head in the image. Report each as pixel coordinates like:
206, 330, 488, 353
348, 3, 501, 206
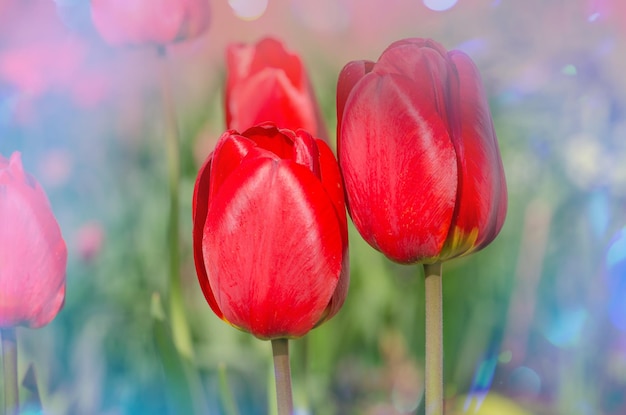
192, 124, 348, 340
0, 152, 67, 328
226, 37, 327, 141
91, 0, 210, 46
337, 38, 507, 264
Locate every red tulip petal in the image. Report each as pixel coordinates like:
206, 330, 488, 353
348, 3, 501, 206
203, 157, 342, 339
380, 38, 448, 58
317, 140, 348, 234
195, 127, 295, 319
292, 129, 320, 178
225, 42, 252, 129
315, 139, 349, 322
373, 42, 453, 132
250, 38, 303, 87
208, 131, 258, 202
191, 153, 223, 319
242, 124, 294, 160
228, 68, 317, 134
441, 51, 508, 259
340, 72, 458, 263
336, 60, 374, 139
225, 38, 322, 136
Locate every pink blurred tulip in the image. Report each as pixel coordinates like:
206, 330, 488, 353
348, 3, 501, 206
0, 38, 85, 98
0, 0, 111, 123
76, 222, 105, 263
91, 0, 210, 46
0, 152, 67, 328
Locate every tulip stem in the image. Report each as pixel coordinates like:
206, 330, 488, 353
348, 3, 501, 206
1, 328, 19, 415
424, 262, 444, 415
157, 46, 193, 360
271, 338, 294, 415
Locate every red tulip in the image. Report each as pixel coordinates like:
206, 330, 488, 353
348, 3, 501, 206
91, 0, 210, 46
0, 152, 67, 328
192, 123, 348, 339
337, 38, 507, 264
226, 37, 327, 141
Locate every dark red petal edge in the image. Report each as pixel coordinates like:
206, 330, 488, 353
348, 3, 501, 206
192, 152, 223, 319
315, 139, 349, 324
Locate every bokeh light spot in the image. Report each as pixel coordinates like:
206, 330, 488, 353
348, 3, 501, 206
423, 0, 458, 12
561, 64, 577, 76
543, 308, 587, 348
392, 385, 422, 413
588, 12, 600, 22
563, 133, 604, 190
455, 38, 488, 56
228, 0, 268, 21
509, 366, 541, 399
498, 350, 513, 363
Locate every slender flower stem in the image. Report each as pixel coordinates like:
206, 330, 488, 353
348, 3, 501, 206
157, 46, 193, 360
1, 328, 19, 415
271, 338, 294, 415
424, 262, 443, 415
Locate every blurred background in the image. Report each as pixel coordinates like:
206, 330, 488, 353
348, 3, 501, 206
2, 0, 626, 414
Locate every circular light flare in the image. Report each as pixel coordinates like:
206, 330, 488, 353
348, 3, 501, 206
607, 228, 626, 270
606, 228, 626, 331
228, 0, 268, 21
509, 366, 541, 399
423, 0, 458, 12
588, 12, 600, 22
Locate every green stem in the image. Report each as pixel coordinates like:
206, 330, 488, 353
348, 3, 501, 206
2, 328, 19, 415
424, 262, 443, 415
271, 338, 293, 415
158, 47, 193, 360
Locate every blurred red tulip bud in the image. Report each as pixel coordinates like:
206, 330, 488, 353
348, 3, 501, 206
337, 38, 507, 264
192, 123, 348, 339
0, 152, 67, 328
226, 37, 327, 141
91, 0, 210, 46
76, 221, 104, 263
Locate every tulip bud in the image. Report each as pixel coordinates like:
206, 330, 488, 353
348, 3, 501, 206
226, 37, 327, 141
91, 0, 210, 46
337, 38, 507, 264
192, 123, 348, 339
0, 152, 67, 328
